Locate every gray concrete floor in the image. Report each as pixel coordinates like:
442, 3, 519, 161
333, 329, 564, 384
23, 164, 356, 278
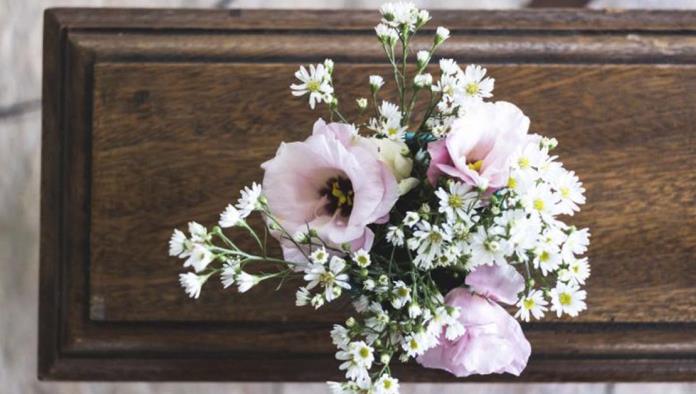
2, 0, 696, 393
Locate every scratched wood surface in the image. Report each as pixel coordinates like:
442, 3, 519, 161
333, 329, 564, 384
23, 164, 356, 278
39, 8, 696, 382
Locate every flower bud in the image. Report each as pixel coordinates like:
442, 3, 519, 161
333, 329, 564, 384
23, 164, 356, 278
356, 97, 368, 109
435, 26, 450, 44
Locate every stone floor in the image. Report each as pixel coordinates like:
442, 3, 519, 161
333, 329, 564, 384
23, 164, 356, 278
2, 0, 696, 393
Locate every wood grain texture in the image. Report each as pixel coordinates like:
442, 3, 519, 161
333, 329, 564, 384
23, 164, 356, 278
40, 8, 696, 381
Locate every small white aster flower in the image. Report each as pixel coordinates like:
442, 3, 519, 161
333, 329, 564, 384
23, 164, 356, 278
386, 225, 405, 246
168, 229, 188, 257
553, 169, 586, 215
381, 1, 418, 30
414, 73, 433, 88
416, 50, 430, 66
331, 324, 351, 349
563, 257, 591, 285
522, 183, 560, 220
356, 97, 368, 109
310, 247, 330, 264
353, 294, 370, 312
561, 227, 590, 261
369, 75, 385, 91
236, 271, 260, 293
402, 332, 427, 358
337, 341, 374, 384
311, 293, 325, 309
403, 211, 420, 227
515, 289, 548, 321
374, 374, 399, 394
468, 227, 506, 267
408, 302, 422, 318
374, 23, 398, 45
390, 280, 411, 309
236, 182, 263, 216
461, 64, 494, 99
412, 222, 452, 269
439, 58, 460, 76
436, 181, 478, 222
304, 256, 351, 301
290, 63, 334, 109
220, 258, 240, 288
533, 245, 562, 276
362, 279, 376, 292
183, 243, 214, 273
188, 221, 208, 243
219, 204, 243, 228
352, 249, 371, 268
296, 286, 311, 306
179, 272, 207, 299
550, 282, 587, 317
435, 26, 450, 43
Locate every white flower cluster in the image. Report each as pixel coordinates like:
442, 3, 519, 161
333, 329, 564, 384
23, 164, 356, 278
428, 60, 495, 137
290, 59, 336, 110
171, 183, 272, 299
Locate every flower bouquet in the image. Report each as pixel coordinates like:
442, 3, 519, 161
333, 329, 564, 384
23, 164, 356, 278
170, 2, 590, 392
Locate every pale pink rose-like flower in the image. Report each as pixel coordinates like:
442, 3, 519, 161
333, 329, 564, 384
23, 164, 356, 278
427, 101, 531, 189
261, 119, 399, 263
417, 265, 530, 377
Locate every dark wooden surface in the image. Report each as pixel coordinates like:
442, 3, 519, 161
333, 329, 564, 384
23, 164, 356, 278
40, 8, 696, 381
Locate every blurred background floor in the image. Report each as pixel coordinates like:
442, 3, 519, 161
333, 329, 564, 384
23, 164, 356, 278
2, 0, 696, 393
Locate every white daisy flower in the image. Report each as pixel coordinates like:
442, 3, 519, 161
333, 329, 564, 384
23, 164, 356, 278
168, 229, 188, 257
369, 75, 385, 91
304, 256, 351, 301
236, 271, 260, 293
553, 169, 586, 215
550, 282, 587, 317
374, 23, 398, 45
468, 227, 506, 267
179, 272, 207, 299
515, 289, 548, 322
337, 341, 374, 383
310, 247, 330, 264
290, 63, 334, 109
521, 184, 560, 220
188, 221, 208, 243
562, 227, 590, 261
295, 286, 311, 306
402, 211, 420, 227
438, 58, 460, 76
412, 222, 451, 269
352, 249, 371, 268
416, 50, 430, 66
374, 375, 399, 394
219, 204, 243, 228
533, 245, 562, 276
401, 331, 428, 358
386, 225, 405, 246
436, 181, 478, 222
362, 279, 376, 292
331, 324, 351, 349
220, 258, 240, 288
435, 26, 450, 43
414, 73, 433, 88
380, 1, 418, 30
183, 243, 214, 273
461, 64, 494, 99
236, 182, 263, 216
562, 257, 591, 285
390, 280, 411, 309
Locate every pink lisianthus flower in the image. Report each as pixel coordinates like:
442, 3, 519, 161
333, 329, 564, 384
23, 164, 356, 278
261, 119, 399, 263
417, 265, 530, 377
427, 101, 531, 190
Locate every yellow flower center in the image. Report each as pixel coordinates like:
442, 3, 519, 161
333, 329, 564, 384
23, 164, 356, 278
559, 292, 572, 306
518, 157, 530, 169
467, 159, 483, 172
533, 198, 545, 211
523, 298, 536, 310
448, 194, 463, 208
359, 347, 370, 359
383, 380, 393, 389
465, 82, 479, 95
560, 186, 571, 199
507, 176, 517, 189
409, 339, 419, 350
307, 80, 321, 92
397, 287, 409, 297
539, 250, 550, 262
